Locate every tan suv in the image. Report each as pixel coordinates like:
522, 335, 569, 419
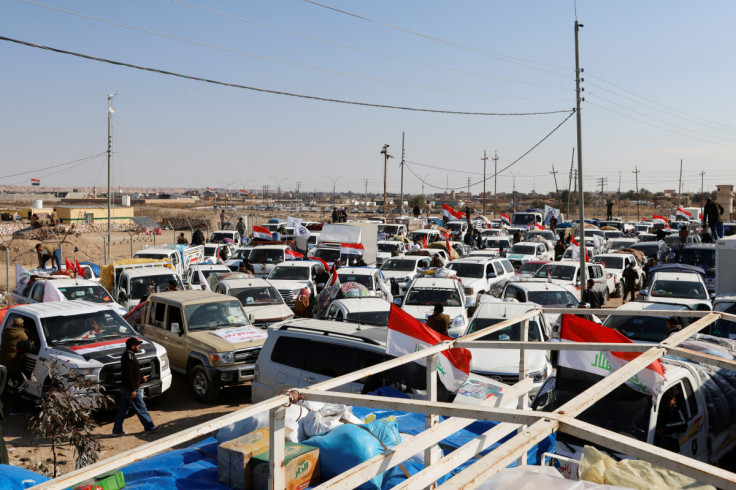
141, 291, 266, 402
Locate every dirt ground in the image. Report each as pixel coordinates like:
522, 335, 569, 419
3, 375, 253, 477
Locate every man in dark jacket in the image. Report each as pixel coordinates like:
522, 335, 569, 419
191, 229, 205, 246
622, 262, 639, 304
426, 304, 450, 336
704, 198, 725, 241
581, 279, 604, 309
113, 338, 159, 436
0, 318, 29, 385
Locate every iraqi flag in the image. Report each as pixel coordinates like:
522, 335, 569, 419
239, 189, 249, 194
253, 225, 273, 241
500, 212, 511, 225
307, 257, 331, 274
559, 314, 665, 395
31, 178, 40, 186
285, 249, 304, 260
340, 242, 364, 256
442, 204, 466, 221
533, 222, 545, 230
676, 207, 691, 219
570, 235, 588, 261
74, 259, 85, 278
206, 187, 215, 192
651, 214, 669, 223
445, 236, 453, 261
387, 304, 471, 392
422, 235, 428, 249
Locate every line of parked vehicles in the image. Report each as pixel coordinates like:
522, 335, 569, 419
3, 212, 736, 468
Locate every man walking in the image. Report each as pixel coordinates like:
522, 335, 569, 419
704, 197, 725, 241
622, 262, 638, 304
113, 338, 159, 436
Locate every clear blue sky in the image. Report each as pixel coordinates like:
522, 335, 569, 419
2, 0, 735, 196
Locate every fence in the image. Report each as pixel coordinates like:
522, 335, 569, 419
35, 307, 736, 489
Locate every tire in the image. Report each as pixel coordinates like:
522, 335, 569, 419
189, 365, 220, 403
613, 282, 623, 298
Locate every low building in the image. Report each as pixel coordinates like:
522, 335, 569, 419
54, 205, 134, 225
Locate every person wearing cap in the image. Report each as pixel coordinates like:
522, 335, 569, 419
0, 318, 29, 384
113, 338, 159, 436
426, 304, 450, 336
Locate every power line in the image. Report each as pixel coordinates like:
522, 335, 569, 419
0, 36, 574, 117
0, 152, 106, 180
170, 0, 573, 92
301, 0, 573, 78
20, 0, 567, 102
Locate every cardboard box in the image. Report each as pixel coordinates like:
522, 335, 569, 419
217, 428, 272, 489
252, 443, 320, 490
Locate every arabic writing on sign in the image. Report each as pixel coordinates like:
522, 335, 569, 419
213, 326, 267, 344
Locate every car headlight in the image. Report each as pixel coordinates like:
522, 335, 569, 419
210, 351, 235, 365
450, 315, 465, 328
160, 352, 170, 372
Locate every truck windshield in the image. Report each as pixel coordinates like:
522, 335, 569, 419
509, 245, 536, 255
526, 231, 554, 241
447, 263, 484, 278
512, 214, 536, 226
534, 370, 651, 442
378, 243, 400, 252
378, 225, 400, 235
603, 314, 689, 342
44, 310, 135, 346
337, 273, 374, 289
609, 240, 636, 250
593, 256, 624, 270
680, 249, 715, 274
484, 239, 510, 249
57, 285, 114, 304
230, 287, 284, 306
405, 287, 462, 307
129, 275, 182, 300
231, 249, 252, 259
534, 265, 576, 281
249, 249, 285, 264
467, 318, 541, 341
651, 280, 707, 300
446, 222, 464, 232
208, 232, 232, 243
191, 268, 228, 285
134, 253, 168, 261
185, 301, 249, 330
381, 259, 416, 272
527, 290, 578, 307
346, 311, 390, 327
268, 267, 310, 280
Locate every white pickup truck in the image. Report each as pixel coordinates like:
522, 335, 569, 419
133, 244, 204, 278
106, 264, 184, 311
9, 276, 127, 316
534, 355, 736, 465
0, 301, 172, 400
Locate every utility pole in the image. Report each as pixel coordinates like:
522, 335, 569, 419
296, 181, 301, 204
511, 172, 517, 210
551, 165, 563, 212
567, 148, 575, 217
364, 179, 368, 206
106, 94, 115, 264
467, 177, 471, 200
678, 159, 683, 206
400, 132, 405, 216
574, 20, 586, 288
381, 144, 392, 221
617, 170, 621, 216
633, 167, 641, 221
493, 151, 499, 217
597, 177, 607, 218
481, 150, 488, 215
700, 171, 705, 209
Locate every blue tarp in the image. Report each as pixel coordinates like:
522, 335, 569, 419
0, 464, 50, 489
114, 388, 556, 489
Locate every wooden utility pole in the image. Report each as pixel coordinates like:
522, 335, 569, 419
551, 165, 563, 212
381, 144, 392, 221
700, 171, 705, 209
481, 150, 488, 215
493, 151, 499, 216
678, 159, 683, 206
467, 177, 471, 200
106, 94, 115, 265
633, 167, 641, 221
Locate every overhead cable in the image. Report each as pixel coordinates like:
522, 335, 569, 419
0, 152, 106, 180
0, 36, 573, 117
20, 0, 566, 101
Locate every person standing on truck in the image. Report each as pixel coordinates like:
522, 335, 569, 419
113, 338, 159, 436
219, 210, 231, 230
35, 243, 61, 270
606, 200, 614, 220
622, 262, 639, 304
704, 197, 725, 241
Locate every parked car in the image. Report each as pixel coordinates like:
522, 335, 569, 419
185, 264, 231, 290
607, 238, 639, 251
248, 244, 294, 278
639, 270, 712, 310
337, 267, 391, 300
10, 277, 126, 316
629, 241, 669, 264
208, 230, 242, 245
266, 261, 323, 306
532, 261, 613, 300
677, 244, 716, 293
322, 297, 391, 327
399, 276, 467, 337
376, 240, 407, 266
591, 253, 644, 297
141, 291, 265, 402
506, 242, 554, 269
0, 301, 172, 400
214, 277, 294, 328
380, 256, 432, 294
446, 257, 515, 306
480, 236, 513, 256
463, 301, 552, 394
514, 260, 550, 279
602, 301, 693, 342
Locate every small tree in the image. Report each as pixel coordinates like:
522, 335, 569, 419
26, 361, 112, 477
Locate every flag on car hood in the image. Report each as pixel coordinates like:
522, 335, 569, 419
253, 226, 273, 240
340, 243, 364, 256
442, 204, 466, 221
559, 314, 665, 395
387, 304, 471, 392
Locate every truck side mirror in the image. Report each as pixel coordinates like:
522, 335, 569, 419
393, 297, 403, 306
171, 322, 181, 335
247, 314, 255, 324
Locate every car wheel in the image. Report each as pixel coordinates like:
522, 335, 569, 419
189, 365, 219, 403
613, 282, 623, 298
